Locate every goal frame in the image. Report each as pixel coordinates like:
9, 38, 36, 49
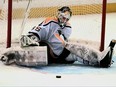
7, 0, 107, 51
7, 0, 12, 48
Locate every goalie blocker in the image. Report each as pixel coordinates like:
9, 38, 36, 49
0, 46, 47, 66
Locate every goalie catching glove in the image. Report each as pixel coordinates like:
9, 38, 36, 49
20, 33, 40, 47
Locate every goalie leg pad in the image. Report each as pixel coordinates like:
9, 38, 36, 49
1, 46, 48, 66
65, 43, 101, 66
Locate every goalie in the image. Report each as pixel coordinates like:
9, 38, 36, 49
1, 6, 116, 68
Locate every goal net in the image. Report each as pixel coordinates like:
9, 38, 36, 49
0, 0, 106, 50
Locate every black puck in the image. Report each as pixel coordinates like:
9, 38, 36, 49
56, 75, 61, 78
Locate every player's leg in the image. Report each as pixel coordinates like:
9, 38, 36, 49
65, 39, 116, 67
65, 42, 101, 66
66, 53, 100, 66
0, 46, 48, 66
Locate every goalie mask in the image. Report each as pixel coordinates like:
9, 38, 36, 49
57, 6, 72, 27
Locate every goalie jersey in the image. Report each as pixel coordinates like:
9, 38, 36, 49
29, 17, 72, 56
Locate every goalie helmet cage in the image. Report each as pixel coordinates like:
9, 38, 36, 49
4, 0, 107, 51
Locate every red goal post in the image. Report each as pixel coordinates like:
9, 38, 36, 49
0, 0, 107, 51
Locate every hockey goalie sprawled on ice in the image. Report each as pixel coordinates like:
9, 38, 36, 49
0, 6, 116, 68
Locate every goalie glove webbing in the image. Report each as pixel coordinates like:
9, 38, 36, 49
20, 35, 40, 47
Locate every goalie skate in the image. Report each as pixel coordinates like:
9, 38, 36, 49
100, 39, 116, 68
0, 46, 48, 66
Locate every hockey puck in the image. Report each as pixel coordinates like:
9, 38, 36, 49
56, 75, 61, 78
